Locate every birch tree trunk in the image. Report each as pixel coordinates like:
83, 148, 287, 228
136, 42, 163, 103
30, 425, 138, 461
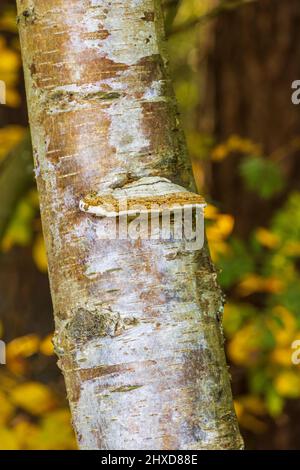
17, 0, 243, 450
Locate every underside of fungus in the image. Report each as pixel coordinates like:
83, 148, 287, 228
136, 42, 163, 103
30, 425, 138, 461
79, 177, 206, 217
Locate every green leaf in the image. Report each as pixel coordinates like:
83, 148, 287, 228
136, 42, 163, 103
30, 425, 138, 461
239, 156, 285, 199
266, 387, 284, 417
217, 238, 255, 288
249, 369, 270, 394
272, 191, 300, 242
274, 281, 300, 317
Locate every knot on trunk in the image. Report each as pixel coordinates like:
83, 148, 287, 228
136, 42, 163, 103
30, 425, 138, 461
53, 307, 139, 356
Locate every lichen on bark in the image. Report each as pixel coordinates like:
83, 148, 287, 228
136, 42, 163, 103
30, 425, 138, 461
17, 0, 243, 449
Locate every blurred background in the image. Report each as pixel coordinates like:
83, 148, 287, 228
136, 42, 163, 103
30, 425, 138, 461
0, 0, 300, 450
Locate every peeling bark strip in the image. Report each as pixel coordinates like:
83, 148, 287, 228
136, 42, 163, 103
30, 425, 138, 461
17, 0, 243, 449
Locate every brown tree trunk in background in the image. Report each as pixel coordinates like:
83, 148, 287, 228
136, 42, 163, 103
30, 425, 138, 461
0, 246, 53, 340
17, 0, 242, 449
204, 0, 300, 236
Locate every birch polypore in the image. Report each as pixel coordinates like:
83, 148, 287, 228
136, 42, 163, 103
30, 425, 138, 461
79, 176, 206, 216
17, 0, 243, 449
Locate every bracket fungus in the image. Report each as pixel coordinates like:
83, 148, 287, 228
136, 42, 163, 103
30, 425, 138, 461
79, 177, 206, 218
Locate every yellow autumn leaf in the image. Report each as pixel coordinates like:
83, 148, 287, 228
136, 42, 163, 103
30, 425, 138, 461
0, 391, 14, 425
234, 399, 243, 420
216, 214, 235, 237
0, 9, 19, 33
33, 234, 48, 273
6, 334, 40, 359
211, 144, 228, 161
0, 36, 21, 108
11, 382, 57, 416
241, 395, 266, 416
29, 409, 77, 450
211, 135, 261, 161
234, 397, 267, 433
268, 306, 297, 347
227, 135, 261, 155
0, 373, 18, 392
0, 428, 20, 450
13, 420, 39, 450
228, 322, 263, 366
256, 228, 280, 249
6, 357, 28, 376
270, 347, 294, 367
264, 278, 285, 293
236, 275, 264, 296
40, 334, 54, 356
274, 371, 300, 398
0, 125, 26, 160
0, 48, 20, 73
204, 204, 219, 220
207, 214, 234, 242
207, 239, 229, 262
283, 241, 300, 257
237, 275, 284, 297
5, 88, 21, 107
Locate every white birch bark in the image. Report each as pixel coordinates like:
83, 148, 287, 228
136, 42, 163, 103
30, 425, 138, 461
17, 0, 243, 450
